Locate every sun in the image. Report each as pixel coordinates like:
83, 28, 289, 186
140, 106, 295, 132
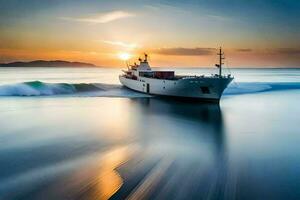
118, 52, 131, 61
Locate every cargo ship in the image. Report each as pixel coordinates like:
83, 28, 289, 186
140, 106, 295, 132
119, 47, 233, 102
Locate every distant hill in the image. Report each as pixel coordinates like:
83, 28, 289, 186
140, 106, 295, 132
0, 60, 98, 67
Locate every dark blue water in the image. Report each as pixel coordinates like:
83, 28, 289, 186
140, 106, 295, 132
0, 68, 299, 200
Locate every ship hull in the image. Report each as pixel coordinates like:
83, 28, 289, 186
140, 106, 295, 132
119, 75, 233, 101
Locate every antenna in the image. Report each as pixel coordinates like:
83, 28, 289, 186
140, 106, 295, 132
215, 47, 225, 77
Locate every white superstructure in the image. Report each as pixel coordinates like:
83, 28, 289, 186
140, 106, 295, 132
119, 48, 233, 102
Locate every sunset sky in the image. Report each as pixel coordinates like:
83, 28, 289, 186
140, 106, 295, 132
0, 0, 299, 67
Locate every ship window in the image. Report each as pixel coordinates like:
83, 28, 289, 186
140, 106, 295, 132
201, 87, 210, 94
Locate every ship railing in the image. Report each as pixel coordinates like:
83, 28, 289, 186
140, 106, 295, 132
177, 74, 232, 79
177, 75, 206, 79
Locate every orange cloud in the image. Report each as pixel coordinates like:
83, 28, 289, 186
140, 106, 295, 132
150, 47, 216, 56
102, 40, 138, 50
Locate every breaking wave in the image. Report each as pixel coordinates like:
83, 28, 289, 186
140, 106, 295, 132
224, 82, 300, 95
0, 81, 299, 97
0, 81, 150, 97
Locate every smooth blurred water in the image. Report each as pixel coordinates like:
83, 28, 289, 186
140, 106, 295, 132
0, 67, 300, 200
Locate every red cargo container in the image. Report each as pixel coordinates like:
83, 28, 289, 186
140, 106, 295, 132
153, 71, 175, 79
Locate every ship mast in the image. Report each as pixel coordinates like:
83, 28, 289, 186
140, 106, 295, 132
215, 47, 225, 77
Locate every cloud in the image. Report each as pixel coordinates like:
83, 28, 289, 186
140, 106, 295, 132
62, 10, 135, 24
205, 14, 233, 22
102, 40, 138, 49
151, 47, 215, 56
234, 48, 300, 55
235, 48, 253, 52
270, 48, 300, 55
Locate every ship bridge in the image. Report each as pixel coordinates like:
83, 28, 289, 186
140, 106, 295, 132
136, 54, 152, 71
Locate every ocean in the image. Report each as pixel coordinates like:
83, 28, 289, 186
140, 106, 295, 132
0, 67, 300, 200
